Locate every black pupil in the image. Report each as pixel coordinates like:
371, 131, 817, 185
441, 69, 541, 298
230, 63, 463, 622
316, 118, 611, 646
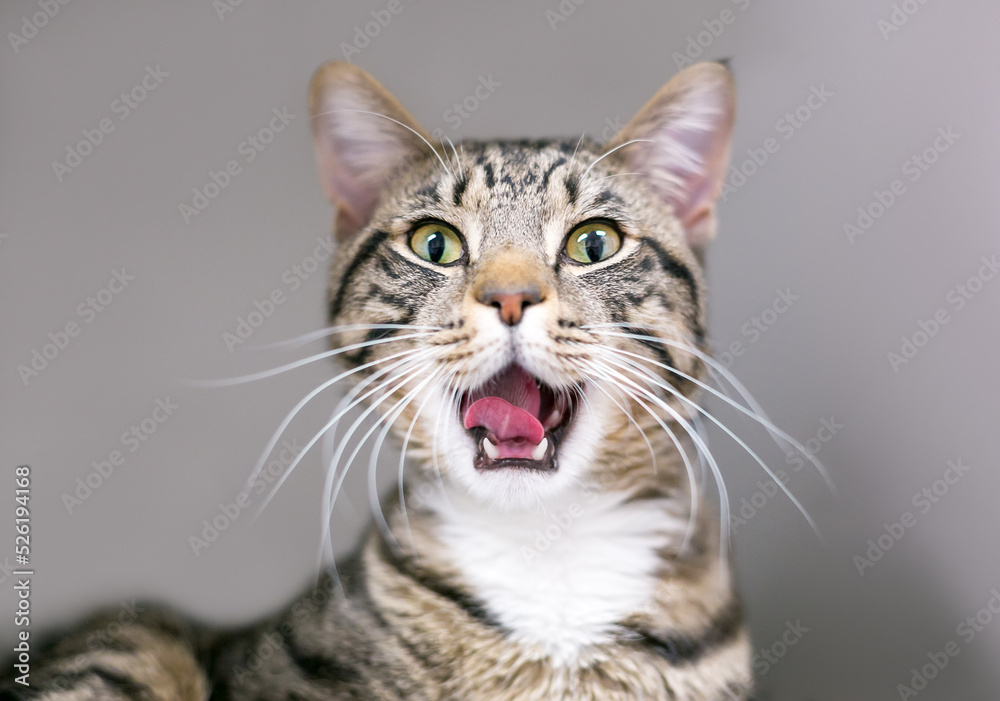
584, 230, 605, 262
426, 231, 446, 262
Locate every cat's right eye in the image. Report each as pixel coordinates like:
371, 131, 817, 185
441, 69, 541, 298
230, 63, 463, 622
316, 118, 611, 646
409, 222, 464, 265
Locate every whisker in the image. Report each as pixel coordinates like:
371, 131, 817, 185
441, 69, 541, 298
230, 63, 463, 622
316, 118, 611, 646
183, 331, 437, 387
578, 369, 703, 553
582, 359, 725, 557
355, 369, 445, 551
248, 346, 432, 517
582, 326, 837, 495
251, 324, 444, 351
599, 349, 825, 544
396, 370, 446, 549
569, 131, 587, 169
581, 138, 656, 181
319, 359, 438, 594
442, 134, 461, 172
311, 108, 453, 178
320, 359, 438, 567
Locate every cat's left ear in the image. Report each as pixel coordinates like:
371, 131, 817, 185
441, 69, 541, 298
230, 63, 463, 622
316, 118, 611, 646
604, 62, 735, 251
309, 61, 434, 241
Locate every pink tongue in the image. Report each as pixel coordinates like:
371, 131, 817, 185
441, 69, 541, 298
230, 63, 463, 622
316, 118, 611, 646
464, 397, 544, 444
462, 365, 545, 447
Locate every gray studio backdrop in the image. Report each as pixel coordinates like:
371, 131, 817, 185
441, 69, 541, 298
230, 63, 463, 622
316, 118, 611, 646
2, 1, 999, 698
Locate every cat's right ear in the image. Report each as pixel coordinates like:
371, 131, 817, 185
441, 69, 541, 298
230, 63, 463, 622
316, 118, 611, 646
309, 62, 433, 241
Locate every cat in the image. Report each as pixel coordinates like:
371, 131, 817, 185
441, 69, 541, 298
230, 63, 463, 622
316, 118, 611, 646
2, 59, 757, 700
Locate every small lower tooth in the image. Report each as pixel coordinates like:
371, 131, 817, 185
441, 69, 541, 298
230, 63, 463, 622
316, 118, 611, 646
530, 437, 548, 461
483, 437, 500, 459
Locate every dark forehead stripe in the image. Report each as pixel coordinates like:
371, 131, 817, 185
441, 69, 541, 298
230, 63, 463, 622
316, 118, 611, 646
451, 172, 469, 206
564, 174, 579, 204
540, 156, 566, 191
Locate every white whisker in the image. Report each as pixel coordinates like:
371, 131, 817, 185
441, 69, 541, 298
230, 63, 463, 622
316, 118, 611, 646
312, 108, 453, 178
182, 331, 437, 387
599, 349, 825, 544
248, 346, 431, 518
251, 324, 443, 351
583, 326, 837, 495
581, 138, 656, 181
582, 358, 731, 558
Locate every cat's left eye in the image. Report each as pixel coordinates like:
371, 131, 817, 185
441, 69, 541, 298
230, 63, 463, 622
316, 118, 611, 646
409, 222, 464, 265
564, 221, 622, 264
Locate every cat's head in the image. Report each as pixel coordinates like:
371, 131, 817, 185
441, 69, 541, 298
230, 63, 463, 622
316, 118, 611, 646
309, 62, 734, 510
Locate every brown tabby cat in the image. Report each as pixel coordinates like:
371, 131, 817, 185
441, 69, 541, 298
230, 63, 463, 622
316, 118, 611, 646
3, 60, 756, 700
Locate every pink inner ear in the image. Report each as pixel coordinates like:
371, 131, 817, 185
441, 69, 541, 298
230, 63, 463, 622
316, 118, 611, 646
612, 70, 734, 248
310, 73, 431, 240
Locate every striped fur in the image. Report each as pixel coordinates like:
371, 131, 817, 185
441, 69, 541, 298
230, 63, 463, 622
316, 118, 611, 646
2, 61, 753, 699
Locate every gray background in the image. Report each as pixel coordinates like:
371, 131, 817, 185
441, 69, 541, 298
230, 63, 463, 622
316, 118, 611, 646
2, 1, 999, 698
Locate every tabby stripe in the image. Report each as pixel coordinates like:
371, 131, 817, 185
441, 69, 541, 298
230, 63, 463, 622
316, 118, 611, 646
620, 325, 676, 373
345, 316, 412, 365
376, 537, 502, 629
285, 635, 362, 685
481, 162, 496, 189
564, 175, 579, 204
328, 229, 391, 321
34, 667, 152, 700
451, 173, 469, 206
636, 599, 743, 665
540, 157, 566, 191
640, 237, 699, 310
89, 667, 154, 699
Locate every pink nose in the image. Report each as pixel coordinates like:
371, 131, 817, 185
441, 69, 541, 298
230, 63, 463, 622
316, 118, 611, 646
478, 288, 544, 326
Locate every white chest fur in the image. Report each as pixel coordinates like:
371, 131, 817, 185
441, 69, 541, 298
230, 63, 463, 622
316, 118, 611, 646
428, 490, 685, 665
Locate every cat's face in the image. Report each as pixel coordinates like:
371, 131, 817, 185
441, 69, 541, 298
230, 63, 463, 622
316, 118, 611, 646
310, 63, 734, 509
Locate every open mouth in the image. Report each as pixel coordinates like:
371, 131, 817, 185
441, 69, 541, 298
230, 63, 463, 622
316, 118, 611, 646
460, 364, 581, 473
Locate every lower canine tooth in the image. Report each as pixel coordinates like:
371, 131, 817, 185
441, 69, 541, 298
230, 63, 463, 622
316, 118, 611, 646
483, 437, 500, 459
530, 437, 548, 461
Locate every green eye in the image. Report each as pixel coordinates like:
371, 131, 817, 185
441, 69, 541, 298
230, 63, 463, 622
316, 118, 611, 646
564, 222, 622, 264
409, 223, 464, 265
